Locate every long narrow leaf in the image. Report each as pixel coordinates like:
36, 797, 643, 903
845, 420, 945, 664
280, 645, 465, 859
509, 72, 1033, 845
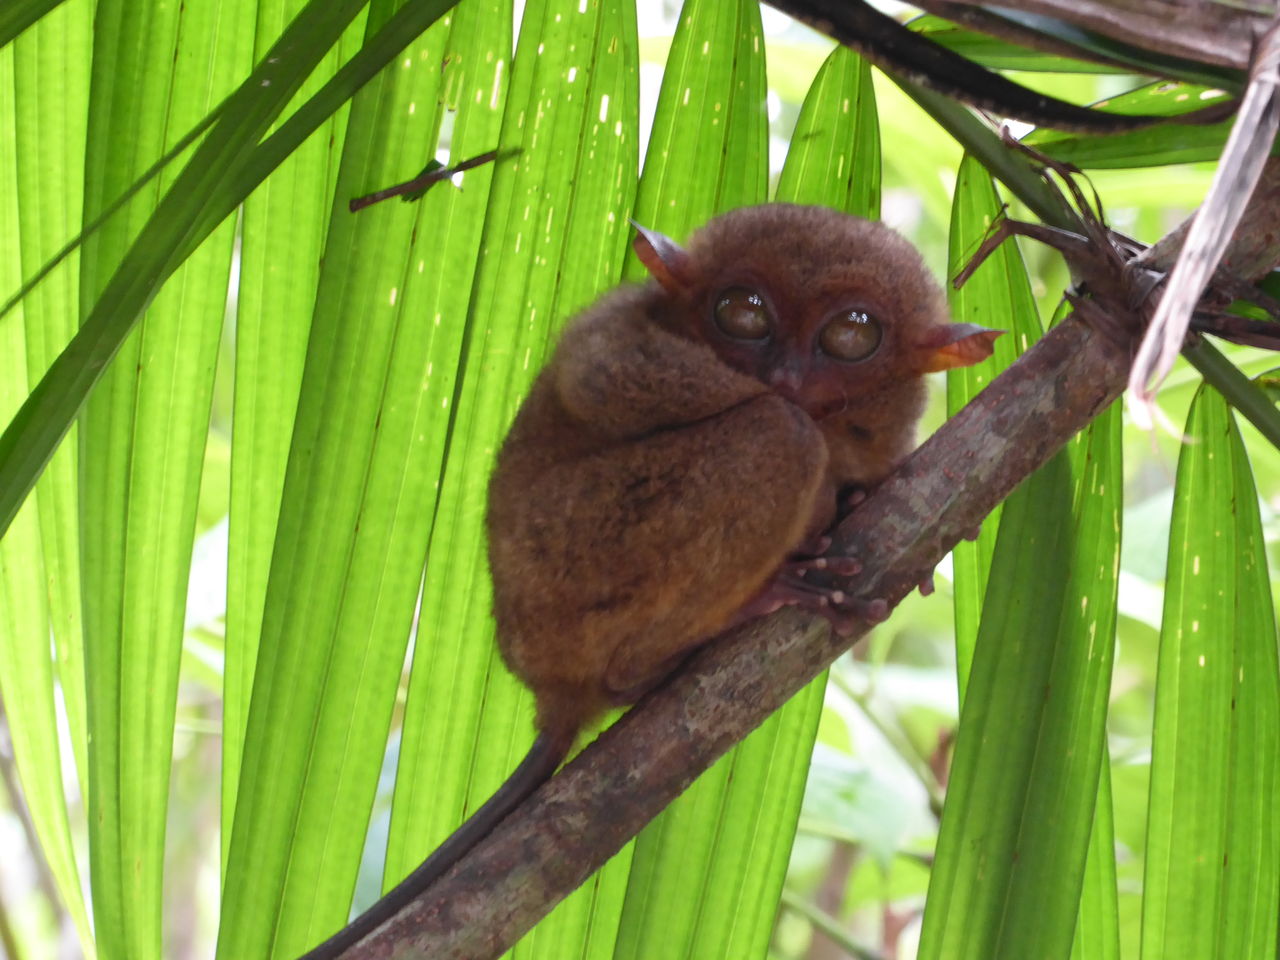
383, 2, 640, 958
1068, 359, 1123, 960
610, 2, 771, 956
0, 0, 68, 50
910, 16, 1117, 73
78, 2, 254, 955
0, 41, 92, 958
945, 154, 1041, 693
377, 0, 515, 891
219, 1, 511, 954
1142, 386, 1280, 959
909, 13, 1236, 87
283, 0, 506, 950
616, 40, 883, 960
11, 0, 92, 838
1140, 387, 1233, 958
684, 45, 883, 957
775, 47, 880, 218
922, 204, 1121, 957
620, 0, 767, 282
1218, 397, 1279, 958
1072, 758, 1121, 960
1028, 83, 1237, 169
990, 400, 1122, 955
221, 0, 362, 870
0, 0, 444, 539
918, 452, 1075, 960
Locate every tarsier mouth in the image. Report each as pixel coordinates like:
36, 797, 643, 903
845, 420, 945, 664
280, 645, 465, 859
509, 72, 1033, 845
802, 396, 855, 423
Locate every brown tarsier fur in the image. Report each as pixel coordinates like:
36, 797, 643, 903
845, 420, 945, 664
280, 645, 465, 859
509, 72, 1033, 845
300, 204, 997, 960
491, 205, 964, 745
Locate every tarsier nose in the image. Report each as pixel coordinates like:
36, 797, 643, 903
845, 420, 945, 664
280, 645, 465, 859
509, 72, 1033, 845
768, 364, 804, 396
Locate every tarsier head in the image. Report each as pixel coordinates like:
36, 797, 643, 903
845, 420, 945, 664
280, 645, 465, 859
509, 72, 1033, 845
633, 203, 999, 424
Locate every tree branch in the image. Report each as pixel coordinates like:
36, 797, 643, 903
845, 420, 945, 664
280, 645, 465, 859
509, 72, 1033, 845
766, 0, 1245, 131
332, 6, 1280, 956
339, 309, 1133, 959
911, 0, 1266, 72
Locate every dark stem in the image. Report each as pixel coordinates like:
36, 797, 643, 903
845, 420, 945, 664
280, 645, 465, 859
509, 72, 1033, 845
764, 0, 1239, 131
348, 150, 500, 212
905, 0, 1262, 73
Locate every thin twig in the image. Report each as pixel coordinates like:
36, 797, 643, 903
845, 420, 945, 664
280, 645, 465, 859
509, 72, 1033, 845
348, 150, 501, 212
828, 668, 945, 816
781, 888, 887, 960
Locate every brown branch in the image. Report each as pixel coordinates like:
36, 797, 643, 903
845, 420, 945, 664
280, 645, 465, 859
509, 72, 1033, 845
332, 153, 1280, 957
910, 0, 1267, 73
765, 0, 1241, 131
1141, 156, 1280, 281
326, 7, 1280, 958
807, 842, 861, 960
778, 0, 1229, 128
337, 307, 1133, 960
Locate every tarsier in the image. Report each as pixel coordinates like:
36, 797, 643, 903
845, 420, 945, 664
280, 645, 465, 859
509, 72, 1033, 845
302, 203, 998, 959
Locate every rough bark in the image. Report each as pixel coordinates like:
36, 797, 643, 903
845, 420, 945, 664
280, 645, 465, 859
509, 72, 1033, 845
1142, 156, 1280, 280
341, 310, 1134, 960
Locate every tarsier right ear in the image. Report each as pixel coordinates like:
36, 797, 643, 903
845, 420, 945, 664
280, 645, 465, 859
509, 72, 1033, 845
916, 322, 1004, 373
631, 220, 692, 293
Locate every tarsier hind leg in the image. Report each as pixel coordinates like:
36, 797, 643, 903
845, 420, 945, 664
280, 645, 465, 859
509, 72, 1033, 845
495, 392, 829, 714
600, 396, 830, 697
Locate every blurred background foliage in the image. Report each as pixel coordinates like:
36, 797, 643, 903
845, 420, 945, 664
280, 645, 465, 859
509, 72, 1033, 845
1, 1, 1277, 959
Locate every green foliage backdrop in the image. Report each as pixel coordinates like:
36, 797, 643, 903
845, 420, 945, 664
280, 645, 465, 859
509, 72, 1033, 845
0, 1, 1277, 959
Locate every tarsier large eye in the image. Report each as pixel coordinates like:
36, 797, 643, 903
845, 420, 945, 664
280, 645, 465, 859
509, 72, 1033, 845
713, 287, 771, 340
819, 310, 882, 361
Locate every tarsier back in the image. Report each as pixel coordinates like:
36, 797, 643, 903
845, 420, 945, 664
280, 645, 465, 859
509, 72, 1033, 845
487, 203, 997, 749
299, 203, 998, 960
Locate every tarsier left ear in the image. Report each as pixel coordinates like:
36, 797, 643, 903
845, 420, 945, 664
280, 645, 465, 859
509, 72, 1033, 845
631, 220, 692, 293
917, 323, 1004, 373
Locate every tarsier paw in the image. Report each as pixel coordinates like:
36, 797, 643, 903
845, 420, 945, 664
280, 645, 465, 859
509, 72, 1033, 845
784, 537, 863, 578
764, 531, 890, 633
860, 597, 890, 623
831, 486, 870, 524
788, 554, 864, 578
745, 498, 937, 634
740, 577, 888, 637
843, 487, 868, 510
817, 593, 889, 636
